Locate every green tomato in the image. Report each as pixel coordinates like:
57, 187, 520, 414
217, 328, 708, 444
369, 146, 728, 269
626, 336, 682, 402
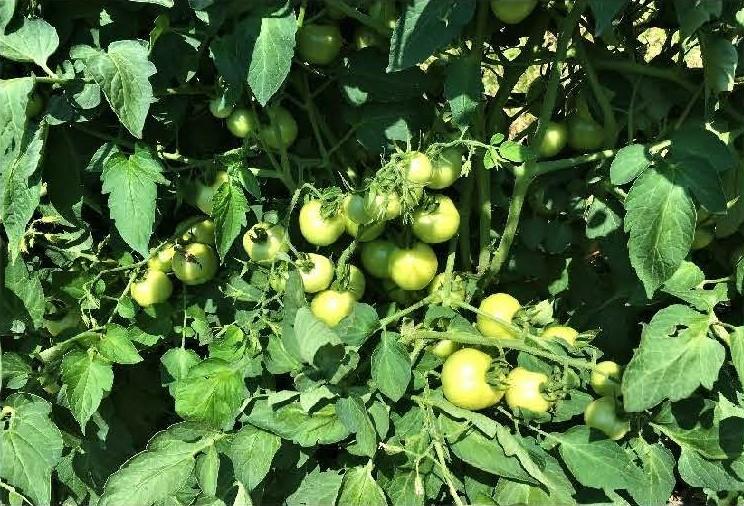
345, 218, 385, 242
298, 253, 334, 293
172, 243, 218, 285
347, 264, 366, 300
404, 151, 433, 185
567, 115, 605, 151
476, 293, 521, 339
442, 348, 504, 410
490, 0, 538, 24
353, 25, 386, 50
369, 191, 402, 220
297, 24, 343, 65
227, 108, 259, 138
536, 121, 568, 158
388, 242, 438, 291
209, 97, 234, 119
343, 194, 373, 225
540, 325, 578, 346
130, 269, 173, 307
261, 105, 299, 150
26, 93, 44, 118
584, 396, 630, 440
148, 243, 176, 272
429, 148, 463, 190
591, 361, 622, 397
243, 223, 289, 264
299, 199, 346, 246
692, 228, 714, 250
505, 367, 551, 414
360, 240, 399, 278
180, 218, 215, 245
428, 272, 466, 306
412, 195, 461, 244
431, 339, 459, 358
191, 171, 229, 216
311, 290, 355, 327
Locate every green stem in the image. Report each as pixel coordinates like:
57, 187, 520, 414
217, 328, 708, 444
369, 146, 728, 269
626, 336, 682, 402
532, 0, 588, 150
592, 59, 697, 93
379, 295, 435, 329
408, 329, 594, 370
575, 40, 618, 147
484, 164, 531, 285
323, 0, 390, 35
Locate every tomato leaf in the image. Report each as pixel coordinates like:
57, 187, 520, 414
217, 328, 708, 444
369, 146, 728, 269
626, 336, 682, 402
445, 55, 481, 130
701, 35, 738, 93
371, 331, 411, 402
622, 305, 724, 412
336, 396, 378, 457
100, 144, 168, 257
624, 161, 695, 297
227, 425, 281, 491
555, 426, 644, 490
627, 438, 677, 506
172, 358, 247, 427
388, 0, 476, 72
285, 468, 344, 506
337, 462, 387, 506
60, 350, 114, 431
0, 18, 58, 69
212, 177, 248, 260
0, 394, 63, 506
74, 40, 156, 138
609, 143, 652, 186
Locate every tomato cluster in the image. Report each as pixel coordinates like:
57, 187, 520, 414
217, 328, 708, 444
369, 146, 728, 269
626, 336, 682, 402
130, 216, 219, 308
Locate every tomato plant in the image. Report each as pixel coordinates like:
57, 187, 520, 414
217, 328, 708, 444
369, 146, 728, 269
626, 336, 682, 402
3, 1, 744, 505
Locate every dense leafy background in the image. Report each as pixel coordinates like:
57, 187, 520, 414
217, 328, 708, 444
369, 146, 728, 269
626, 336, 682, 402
2, 0, 744, 505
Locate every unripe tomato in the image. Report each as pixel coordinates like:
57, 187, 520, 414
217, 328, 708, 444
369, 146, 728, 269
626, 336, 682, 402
360, 240, 398, 278
243, 223, 288, 264
536, 121, 568, 158
209, 97, 234, 119
505, 367, 551, 414
540, 325, 578, 346
412, 195, 461, 244
584, 396, 630, 440
591, 361, 622, 397
490, 0, 538, 24
261, 105, 298, 150
299, 200, 345, 246
148, 243, 176, 272
297, 24, 343, 65
428, 273, 466, 306
311, 290, 355, 327
298, 253, 334, 293
353, 26, 385, 50
345, 218, 385, 242
130, 269, 173, 307
429, 148, 463, 189
431, 339, 458, 358
388, 242, 438, 291
692, 228, 714, 250
567, 115, 605, 151
382, 278, 420, 305
476, 293, 521, 339
369, 191, 401, 220
191, 171, 229, 216
404, 152, 433, 185
172, 243, 218, 285
227, 108, 259, 138
442, 348, 504, 410
181, 218, 215, 245
343, 194, 373, 225
26, 93, 44, 118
